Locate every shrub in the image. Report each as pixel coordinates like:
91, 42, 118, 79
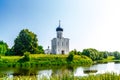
18, 52, 30, 62
24, 52, 30, 61
67, 52, 74, 62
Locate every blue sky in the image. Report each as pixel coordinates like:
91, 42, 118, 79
0, 0, 120, 52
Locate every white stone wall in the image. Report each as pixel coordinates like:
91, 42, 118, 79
51, 38, 69, 54
51, 38, 57, 54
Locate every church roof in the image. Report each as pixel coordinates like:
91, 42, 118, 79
56, 26, 63, 31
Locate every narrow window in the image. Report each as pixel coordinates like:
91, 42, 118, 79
58, 42, 59, 46
62, 42, 64, 46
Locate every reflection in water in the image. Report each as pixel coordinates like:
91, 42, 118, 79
13, 68, 31, 76
74, 67, 87, 76
8, 75, 13, 79
1, 62, 120, 78
107, 62, 115, 71
37, 70, 52, 79
90, 62, 118, 74
75, 62, 120, 76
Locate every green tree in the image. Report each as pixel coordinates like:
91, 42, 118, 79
12, 29, 39, 56
97, 52, 104, 60
113, 51, 120, 60
82, 48, 99, 61
38, 45, 44, 54
5, 48, 14, 56
0, 41, 8, 55
100, 51, 108, 58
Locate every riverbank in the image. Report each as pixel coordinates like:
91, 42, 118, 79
0, 54, 93, 68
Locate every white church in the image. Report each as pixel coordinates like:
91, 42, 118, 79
45, 21, 69, 54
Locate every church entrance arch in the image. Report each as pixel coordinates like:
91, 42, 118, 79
61, 50, 65, 54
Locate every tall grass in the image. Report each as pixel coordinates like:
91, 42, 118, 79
2, 73, 120, 80
80, 73, 120, 80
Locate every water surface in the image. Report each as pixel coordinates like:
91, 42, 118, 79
1, 62, 120, 78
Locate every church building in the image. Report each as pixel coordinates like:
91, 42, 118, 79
51, 21, 69, 54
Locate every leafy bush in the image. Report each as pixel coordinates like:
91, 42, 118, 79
18, 52, 30, 62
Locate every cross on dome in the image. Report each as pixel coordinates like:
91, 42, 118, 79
59, 20, 61, 27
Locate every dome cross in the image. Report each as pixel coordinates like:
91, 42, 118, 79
59, 20, 61, 27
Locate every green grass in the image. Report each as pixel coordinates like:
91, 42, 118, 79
96, 56, 120, 63
1, 56, 22, 62
0, 54, 93, 67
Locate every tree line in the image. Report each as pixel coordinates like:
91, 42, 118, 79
69, 48, 120, 61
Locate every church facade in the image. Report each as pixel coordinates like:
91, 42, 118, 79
51, 21, 69, 54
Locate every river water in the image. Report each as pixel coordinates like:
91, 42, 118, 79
1, 62, 120, 78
